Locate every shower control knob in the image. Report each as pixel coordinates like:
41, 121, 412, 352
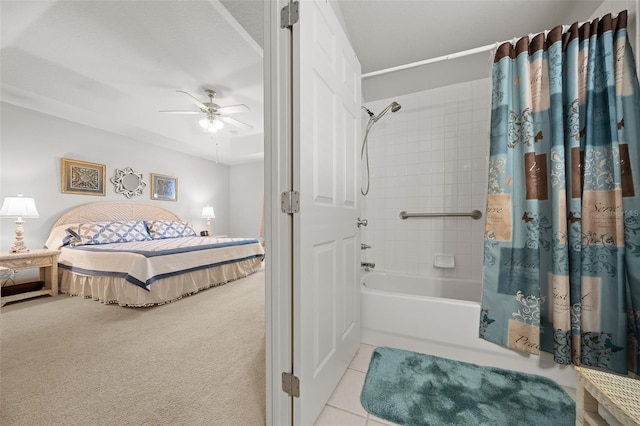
357, 218, 368, 227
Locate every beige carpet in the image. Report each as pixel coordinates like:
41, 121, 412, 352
0, 268, 265, 426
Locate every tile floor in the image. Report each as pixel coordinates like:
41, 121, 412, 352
314, 344, 577, 426
314, 344, 392, 426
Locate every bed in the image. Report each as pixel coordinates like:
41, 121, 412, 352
45, 201, 264, 307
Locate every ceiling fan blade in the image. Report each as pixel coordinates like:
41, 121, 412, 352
176, 90, 208, 110
221, 116, 253, 129
217, 104, 250, 114
159, 110, 201, 114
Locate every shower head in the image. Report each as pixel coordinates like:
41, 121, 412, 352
373, 101, 402, 122
360, 101, 401, 197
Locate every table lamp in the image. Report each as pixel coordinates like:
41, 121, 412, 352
0, 194, 40, 253
201, 206, 215, 236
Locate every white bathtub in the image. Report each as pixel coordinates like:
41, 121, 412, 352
361, 271, 576, 388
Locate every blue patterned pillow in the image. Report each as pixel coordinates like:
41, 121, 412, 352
73, 221, 152, 246
147, 220, 196, 239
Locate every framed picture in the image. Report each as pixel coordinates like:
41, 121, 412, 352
61, 158, 106, 196
150, 173, 178, 201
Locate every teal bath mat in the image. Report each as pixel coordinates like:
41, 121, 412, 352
361, 347, 575, 425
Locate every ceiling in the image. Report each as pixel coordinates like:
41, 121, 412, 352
335, 1, 605, 101
1, 1, 264, 165
1, 1, 606, 165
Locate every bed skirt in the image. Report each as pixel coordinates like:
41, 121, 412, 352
60, 257, 263, 307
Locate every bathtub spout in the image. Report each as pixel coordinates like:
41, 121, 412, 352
361, 262, 375, 271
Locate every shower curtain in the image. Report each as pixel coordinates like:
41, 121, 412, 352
480, 11, 640, 375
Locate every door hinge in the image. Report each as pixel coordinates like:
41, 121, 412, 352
281, 191, 300, 214
282, 372, 300, 397
280, 1, 299, 29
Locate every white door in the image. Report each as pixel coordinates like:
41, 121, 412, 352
292, 1, 362, 424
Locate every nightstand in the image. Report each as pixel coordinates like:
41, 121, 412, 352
0, 249, 61, 306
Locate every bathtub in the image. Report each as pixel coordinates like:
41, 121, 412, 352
361, 271, 576, 388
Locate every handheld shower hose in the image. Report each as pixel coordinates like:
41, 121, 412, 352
361, 102, 401, 196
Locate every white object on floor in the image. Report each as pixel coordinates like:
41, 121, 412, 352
434, 253, 455, 268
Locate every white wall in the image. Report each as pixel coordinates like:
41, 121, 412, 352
361, 78, 491, 280
0, 103, 230, 252
229, 161, 264, 239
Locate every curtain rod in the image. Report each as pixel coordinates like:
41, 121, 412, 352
361, 16, 602, 79
361, 43, 496, 79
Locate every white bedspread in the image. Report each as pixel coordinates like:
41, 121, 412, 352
58, 237, 264, 291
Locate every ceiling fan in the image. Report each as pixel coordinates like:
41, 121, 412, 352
160, 89, 252, 132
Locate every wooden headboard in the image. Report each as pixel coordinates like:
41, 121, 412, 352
52, 201, 181, 228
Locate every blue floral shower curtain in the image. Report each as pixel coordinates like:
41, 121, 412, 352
480, 10, 640, 375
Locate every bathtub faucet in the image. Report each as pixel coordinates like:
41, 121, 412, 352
361, 262, 375, 271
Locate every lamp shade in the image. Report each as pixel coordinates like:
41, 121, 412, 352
199, 118, 224, 133
201, 206, 215, 219
0, 194, 39, 218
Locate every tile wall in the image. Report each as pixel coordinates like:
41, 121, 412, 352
360, 78, 491, 280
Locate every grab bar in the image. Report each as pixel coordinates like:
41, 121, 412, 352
399, 210, 483, 220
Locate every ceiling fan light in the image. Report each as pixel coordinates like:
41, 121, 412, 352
203, 119, 223, 133
199, 118, 210, 129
